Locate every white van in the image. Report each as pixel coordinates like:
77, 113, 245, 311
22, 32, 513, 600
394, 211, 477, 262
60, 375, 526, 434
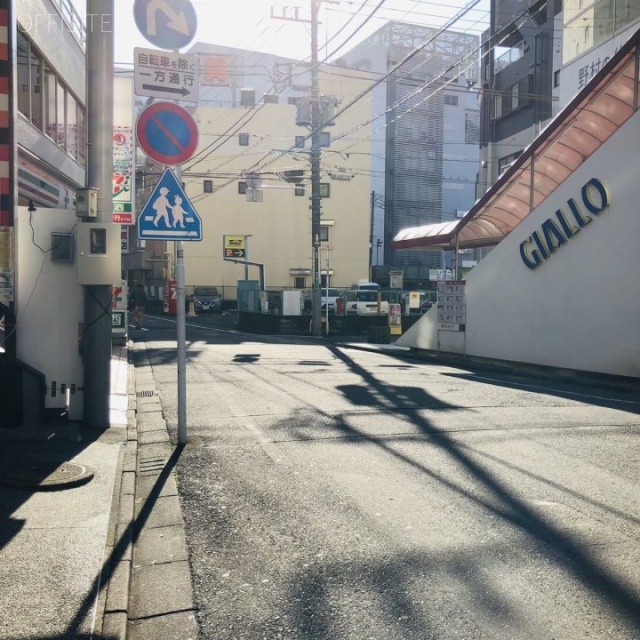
344, 288, 389, 316
349, 282, 381, 292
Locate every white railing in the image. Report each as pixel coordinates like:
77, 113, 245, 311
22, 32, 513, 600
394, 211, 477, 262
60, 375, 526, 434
49, 0, 86, 49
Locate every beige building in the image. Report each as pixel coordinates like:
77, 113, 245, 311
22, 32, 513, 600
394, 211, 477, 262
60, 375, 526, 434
171, 58, 375, 301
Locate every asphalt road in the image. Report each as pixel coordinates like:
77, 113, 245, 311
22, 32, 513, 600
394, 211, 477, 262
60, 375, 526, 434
132, 314, 640, 640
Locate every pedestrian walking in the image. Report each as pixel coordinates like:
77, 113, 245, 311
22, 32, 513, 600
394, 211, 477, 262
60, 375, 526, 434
132, 284, 147, 329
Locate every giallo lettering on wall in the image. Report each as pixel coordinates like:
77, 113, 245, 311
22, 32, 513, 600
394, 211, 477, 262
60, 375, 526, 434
519, 178, 610, 270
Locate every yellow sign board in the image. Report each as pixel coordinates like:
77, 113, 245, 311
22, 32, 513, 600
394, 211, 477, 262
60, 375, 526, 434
224, 235, 246, 258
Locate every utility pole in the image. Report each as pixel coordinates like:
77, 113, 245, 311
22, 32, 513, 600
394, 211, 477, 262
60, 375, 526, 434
83, 0, 114, 429
369, 191, 375, 281
272, 0, 336, 337
310, 0, 322, 337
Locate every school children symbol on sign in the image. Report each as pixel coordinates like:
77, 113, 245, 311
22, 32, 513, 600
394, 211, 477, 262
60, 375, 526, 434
138, 168, 202, 241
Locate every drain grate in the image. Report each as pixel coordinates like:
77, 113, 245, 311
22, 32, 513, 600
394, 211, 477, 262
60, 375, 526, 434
136, 390, 154, 398
138, 457, 168, 475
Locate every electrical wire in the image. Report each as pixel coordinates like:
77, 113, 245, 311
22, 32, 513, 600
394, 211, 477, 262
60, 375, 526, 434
165, 0, 552, 201
244, 0, 487, 180
332, 1, 549, 152
177, 0, 482, 180
249, 0, 546, 182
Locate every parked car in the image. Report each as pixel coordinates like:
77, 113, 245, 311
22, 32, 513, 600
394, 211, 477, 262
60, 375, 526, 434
349, 281, 381, 292
321, 288, 341, 313
343, 289, 389, 316
191, 286, 222, 313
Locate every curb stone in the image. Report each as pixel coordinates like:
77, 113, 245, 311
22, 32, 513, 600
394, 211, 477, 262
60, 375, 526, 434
100, 345, 138, 640
127, 341, 199, 640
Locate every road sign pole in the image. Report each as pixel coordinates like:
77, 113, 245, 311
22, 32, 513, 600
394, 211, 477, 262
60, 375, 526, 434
176, 238, 187, 444
173, 159, 187, 444
133, 0, 198, 444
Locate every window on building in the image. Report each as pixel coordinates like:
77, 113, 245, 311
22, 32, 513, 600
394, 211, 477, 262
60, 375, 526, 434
553, 69, 560, 88
465, 109, 480, 145
295, 135, 306, 148
76, 101, 85, 166
444, 94, 459, 106
495, 76, 533, 119
17, 32, 43, 128
45, 64, 58, 140
239, 132, 249, 146
29, 47, 43, 129
320, 183, 330, 198
56, 81, 66, 150
66, 92, 77, 159
320, 131, 331, 147
320, 226, 329, 242
204, 179, 213, 193
238, 181, 247, 194
295, 185, 305, 196
294, 276, 306, 288
240, 89, 255, 107
498, 151, 522, 175
288, 96, 298, 105
16, 32, 85, 165
17, 32, 31, 119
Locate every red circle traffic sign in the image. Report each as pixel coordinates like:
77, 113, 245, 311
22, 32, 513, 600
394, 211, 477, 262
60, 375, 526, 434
136, 102, 198, 165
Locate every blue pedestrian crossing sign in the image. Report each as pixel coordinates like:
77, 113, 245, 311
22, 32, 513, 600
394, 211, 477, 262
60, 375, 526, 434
138, 168, 202, 241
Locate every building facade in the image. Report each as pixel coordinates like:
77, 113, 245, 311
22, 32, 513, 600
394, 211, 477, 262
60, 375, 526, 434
478, 0, 561, 197
339, 22, 480, 279
132, 43, 376, 301
478, 0, 640, 198
1, 0, 88, 427
394, 31, 640, 380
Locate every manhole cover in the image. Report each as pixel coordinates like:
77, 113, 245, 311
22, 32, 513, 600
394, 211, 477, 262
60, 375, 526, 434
0, 461, 94, 491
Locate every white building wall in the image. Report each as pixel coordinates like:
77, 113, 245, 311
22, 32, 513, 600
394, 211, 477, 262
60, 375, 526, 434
560, 23, 639, 106
16, 207, 85, 418
398, 109, 640, 379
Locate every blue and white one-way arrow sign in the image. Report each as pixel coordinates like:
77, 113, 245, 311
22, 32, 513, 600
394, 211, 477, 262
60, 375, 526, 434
133, 0, 198, 50
138, 168, 202, 241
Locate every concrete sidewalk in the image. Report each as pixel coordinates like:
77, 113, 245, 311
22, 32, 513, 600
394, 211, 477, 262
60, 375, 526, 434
0, 346, 133, 640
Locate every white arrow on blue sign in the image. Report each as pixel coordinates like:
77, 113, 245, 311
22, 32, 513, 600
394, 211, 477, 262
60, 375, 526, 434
133, 0, 198, 51
138, 168, 202, 241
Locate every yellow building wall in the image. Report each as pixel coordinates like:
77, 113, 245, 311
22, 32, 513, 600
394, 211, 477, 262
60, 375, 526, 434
180, 65, 374, 295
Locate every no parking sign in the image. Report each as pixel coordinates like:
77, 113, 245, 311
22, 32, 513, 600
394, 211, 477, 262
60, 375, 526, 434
136, 102, 198, 165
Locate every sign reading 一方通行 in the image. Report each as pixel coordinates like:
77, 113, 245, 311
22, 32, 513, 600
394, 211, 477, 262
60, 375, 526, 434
136, 101, 198, 166
134, 48, 199, 101
138, 168, 202, 241
223, 235, 246, 258
133, 0, 198, 51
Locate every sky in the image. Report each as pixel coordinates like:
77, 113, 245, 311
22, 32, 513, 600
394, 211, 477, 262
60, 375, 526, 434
71, 0, 490, 68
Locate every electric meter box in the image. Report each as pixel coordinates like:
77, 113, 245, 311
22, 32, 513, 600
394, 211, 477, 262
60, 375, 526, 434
76, 223, 121, 285
76, 187, 98, 218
